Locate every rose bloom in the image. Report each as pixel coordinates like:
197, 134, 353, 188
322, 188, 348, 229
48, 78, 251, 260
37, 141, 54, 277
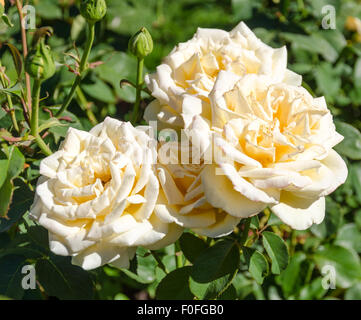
30, 117, 182, 270
144, 21, 301, 131
191, 71, 347, 230
154, 140, 240, 238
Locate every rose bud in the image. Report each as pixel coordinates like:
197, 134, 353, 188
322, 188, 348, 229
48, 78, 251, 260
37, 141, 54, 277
128, 27, 153, 60
25, 38, 56, 80
80, 0, 107, 24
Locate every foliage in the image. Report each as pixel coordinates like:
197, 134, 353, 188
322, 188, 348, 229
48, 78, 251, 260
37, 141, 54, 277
0, 0, 361, 300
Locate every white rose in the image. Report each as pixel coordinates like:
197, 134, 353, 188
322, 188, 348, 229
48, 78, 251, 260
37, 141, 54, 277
30, 117, 183, 270
144, 21, 301, 130
194, 71, 347, 230
153, 141, 240, 238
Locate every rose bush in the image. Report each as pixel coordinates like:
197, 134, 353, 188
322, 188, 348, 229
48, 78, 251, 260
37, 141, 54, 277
1, 0, 361, 301
30, 117, 182, 270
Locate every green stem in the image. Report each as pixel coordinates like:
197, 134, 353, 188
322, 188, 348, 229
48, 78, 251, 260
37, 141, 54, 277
131, 58, 144, 124
175, 241, 183, 268
56, 22, 95, 117
150, 251, 168, 274
75, 86, 97, 125
31, 79, 52, 156
239, 218, 251, 247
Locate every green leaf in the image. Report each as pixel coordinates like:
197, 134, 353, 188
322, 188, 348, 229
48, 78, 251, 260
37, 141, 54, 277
7, 146, 25, 180
179, 232, 208, 264
282, 33, 338, 62
232, 273, 253, 299
36, 255, 95, 299
267, 212, 282, 226
335, 223, 361, 253
278, 252, 307, 297
262, 231, 289, 274
298, 278, 327, 300
334, 121, 361, 160
314, 62, 341, 98
351, 164, 361, 204
136, 248, 157, 283
250, 216, 259, 229
1, 14, 13, 28
0, 159, 9, 189
0, 255, 26, 299
6, 43, 22, 79
0, 180, 33, 233
0, 178, 13, 218
232, 0, 254, 20
313, 244, 361, 288
345, 282, 361, 300
81, 79, 115, 104
191, 240, 240, 283
354, 57, 361, 88
243, 248, 269, 285
189, 271, 237, 300
155, 266, 194, 300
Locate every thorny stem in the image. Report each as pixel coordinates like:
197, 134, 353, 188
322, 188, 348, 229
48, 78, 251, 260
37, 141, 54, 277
131, 58, 144, 124
15, 0, 32, 114
56, 22, 95, 117
30, 79, 52, 156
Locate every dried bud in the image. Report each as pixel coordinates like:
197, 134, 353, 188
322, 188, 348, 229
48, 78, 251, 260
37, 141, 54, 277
128, 27, 153, 60
80, 0, 107, 24
25, 38, 56, 80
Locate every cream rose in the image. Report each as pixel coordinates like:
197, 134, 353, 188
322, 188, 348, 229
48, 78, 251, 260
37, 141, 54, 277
30, 117, 183, 270
153, 141, 240, 238
192, 71, 348, 230
144, 21, 301, 131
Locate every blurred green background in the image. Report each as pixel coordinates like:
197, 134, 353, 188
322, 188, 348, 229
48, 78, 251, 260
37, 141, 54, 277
1, 0, 361, 300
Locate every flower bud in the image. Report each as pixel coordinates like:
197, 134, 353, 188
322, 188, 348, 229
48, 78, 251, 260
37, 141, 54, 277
128, 27, 153, 60
80, 0, 107, 24
25, 38, 56, 80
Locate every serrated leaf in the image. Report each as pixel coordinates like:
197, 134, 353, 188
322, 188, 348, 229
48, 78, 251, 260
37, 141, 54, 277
262, 231, 289, 275
278, 252, 307, 297
0, 255, 26, 299
0, 180, 33, 233
243, 247, 269, 284
189, 271, 237, 300
36, 255, 94, 299
156, 266, 193, 300
0, 159, 9, 189
191, 240, 240, 283
0, 178, 13, 218
179, 232, 208, 264
7, 146, 25, 180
